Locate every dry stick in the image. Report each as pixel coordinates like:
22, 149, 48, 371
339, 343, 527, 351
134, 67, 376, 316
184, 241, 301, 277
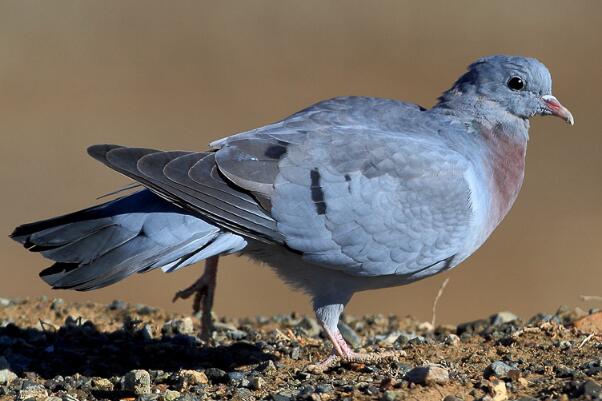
431, 277, 450, 328
580, 295, 602, 302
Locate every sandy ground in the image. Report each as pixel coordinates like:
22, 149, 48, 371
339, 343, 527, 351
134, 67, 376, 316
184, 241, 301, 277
0, 297, 600, 401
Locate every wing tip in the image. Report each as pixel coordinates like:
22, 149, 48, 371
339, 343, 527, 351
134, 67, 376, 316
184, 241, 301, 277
87, 144, 123, 163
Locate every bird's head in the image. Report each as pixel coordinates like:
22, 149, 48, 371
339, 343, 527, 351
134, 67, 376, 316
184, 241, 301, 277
440, 55, 574, 126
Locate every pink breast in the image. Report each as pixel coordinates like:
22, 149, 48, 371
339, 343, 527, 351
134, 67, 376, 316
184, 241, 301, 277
483, 127, 527, 230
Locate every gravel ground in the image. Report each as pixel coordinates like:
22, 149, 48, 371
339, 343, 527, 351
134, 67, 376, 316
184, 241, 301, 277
0, 297, 600, 401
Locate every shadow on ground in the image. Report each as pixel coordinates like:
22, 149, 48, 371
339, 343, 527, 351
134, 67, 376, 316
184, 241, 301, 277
0, 321, 275, 378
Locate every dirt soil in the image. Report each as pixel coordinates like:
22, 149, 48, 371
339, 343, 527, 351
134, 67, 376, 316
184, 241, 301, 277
0, 297, 600, 401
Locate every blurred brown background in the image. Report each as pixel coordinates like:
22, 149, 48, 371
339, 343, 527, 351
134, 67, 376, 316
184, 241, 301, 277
1, 1, 600, 325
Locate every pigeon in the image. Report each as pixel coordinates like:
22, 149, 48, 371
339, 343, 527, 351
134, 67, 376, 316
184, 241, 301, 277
11, 55, 573, 371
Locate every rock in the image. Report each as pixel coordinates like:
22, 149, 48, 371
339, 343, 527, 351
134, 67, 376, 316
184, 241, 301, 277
490, 312, 518, 326
393, 332, 415, 346
122, 369, 151, 395
227, 371, 247, 387
457, 319, 489, 335
0, 298, 11, 307
405, 365, 449, 385
487, 378, 508, 401
316, 383, 334, 393
379, 331, 403, 345
297, 316, 321, 337
417, 321, 434, 332
249, 376, 265, 390
581, 380, 601, 397
338, 321, 362, 349
382, 390, 404, 401
227, 329, 248, 340
108, 299, 128, 310
180, 369, 208, 385
17, 384, 48, 401
442, 396, 463, 401
0, 369, 17, 385
485, 361, 520, 380
574, 311, 602, 334
233, 388, 254, 401
205, 368, 227, 383
140, 324, 155, 341
91, 377, 113, 390
257, 360, 277, 375
44, 397, 62, 401
444, 334, 461, 346
162, 390, 180, 401
272, 392, 295, 401
162, 318, 195, 336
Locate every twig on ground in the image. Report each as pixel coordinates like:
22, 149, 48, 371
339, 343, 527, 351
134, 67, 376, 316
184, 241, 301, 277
577, 333, 595, 349
431, 278, 450, 328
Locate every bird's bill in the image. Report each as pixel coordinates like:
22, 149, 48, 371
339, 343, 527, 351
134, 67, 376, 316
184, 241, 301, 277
542, 95, 574, 125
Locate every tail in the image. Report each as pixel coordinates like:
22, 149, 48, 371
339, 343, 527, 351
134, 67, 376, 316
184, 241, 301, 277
10, 190, 246, 291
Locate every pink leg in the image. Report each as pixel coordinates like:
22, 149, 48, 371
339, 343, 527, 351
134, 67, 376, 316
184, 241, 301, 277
172, 256, 218, 340
308, 323, 400, 373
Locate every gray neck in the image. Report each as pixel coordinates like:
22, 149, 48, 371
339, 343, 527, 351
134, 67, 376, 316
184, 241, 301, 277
433, 92, 530, 143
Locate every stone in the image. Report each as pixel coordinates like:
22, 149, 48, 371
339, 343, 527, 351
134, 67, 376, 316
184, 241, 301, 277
140, 324, 155, 341
44, 397, 62, 401
338, 321, 362, 349
257, 360, 277, 375
316, 383, 334, 393
205, 368, 227, 383
297, 316, 321, 337
382, 390, 404, 401
108, 299, 128, 310
581, 380, 601, 397
180, 369, 208, 385
91, 378, 113, 390
405, 365, 449, 385
0, 369, 17, 385
17, 384, 48, 401
490, 312, 518, 326
227, 371, 246, 386
485, 361, 520, 380
249, 376, 265, 390
444, 334, 461, 346
487, 378, 508, 401
122, 369, 151, 395
162, 318, 195, 336
163, 390, 181, 401
233, 388, 254, 401
228, 329, 248, 340
442, 396, 463, 401
574, 311, 602, 334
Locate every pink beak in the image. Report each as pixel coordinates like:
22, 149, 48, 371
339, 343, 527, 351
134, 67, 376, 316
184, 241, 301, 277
542, 95, 574, 125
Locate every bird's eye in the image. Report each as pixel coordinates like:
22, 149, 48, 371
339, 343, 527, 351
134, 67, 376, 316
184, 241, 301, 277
507, 77, 524, 91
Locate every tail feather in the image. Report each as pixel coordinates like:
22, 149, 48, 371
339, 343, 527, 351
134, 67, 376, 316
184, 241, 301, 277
11, 190, 247, 291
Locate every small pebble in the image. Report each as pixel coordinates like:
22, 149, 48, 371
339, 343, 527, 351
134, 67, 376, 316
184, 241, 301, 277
179, 369, 208, 385
485, 361, 519, 380
122, 369, 151, 395
162, 390, 180, 401
405, 365, 449, 385
205, 368, 227, 383
489, 311, 518, 326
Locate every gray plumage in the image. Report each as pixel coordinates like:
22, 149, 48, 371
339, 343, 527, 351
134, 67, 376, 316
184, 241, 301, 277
11, 55, 573, 363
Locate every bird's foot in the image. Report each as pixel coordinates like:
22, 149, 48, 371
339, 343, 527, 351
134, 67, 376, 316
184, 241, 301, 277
307, 350, 401, 373
172, 256, 218, 341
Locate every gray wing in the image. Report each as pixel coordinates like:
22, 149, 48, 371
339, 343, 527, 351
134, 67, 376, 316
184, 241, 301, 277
212, 97, 473, 277
87, 145, 283, 243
